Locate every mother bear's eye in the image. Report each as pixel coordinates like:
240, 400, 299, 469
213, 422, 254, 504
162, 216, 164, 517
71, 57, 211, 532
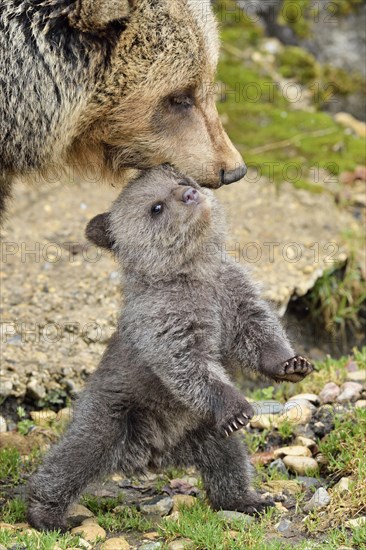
151, 203, 164, 215
169, 94, 195, 110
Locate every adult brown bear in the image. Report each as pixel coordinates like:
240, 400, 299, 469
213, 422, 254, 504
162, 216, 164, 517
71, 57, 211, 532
0, 0, 246, 221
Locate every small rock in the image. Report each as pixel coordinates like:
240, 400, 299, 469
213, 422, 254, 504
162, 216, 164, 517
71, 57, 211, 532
55, 407, 73, 427
297, 477, 323, 490
337, 382, 363, 403
276, 518, 292, 533
275, 502, 289, 513
66, 504, 94, 527
319, 382, 340, 404
264, 480, 302, 496
217, 510, 254, 525
335, 112, 366, 138
274, 446, 312, 459
168, 511, 180, 521
30, 409, 57, 426
172, 495, 196, 512
0, 379, 13, 398
250, 413, 274, 430
277, 401, 313, 426
355, 400, 366, 409
303, 488, 330, 512
283, 456, 319, 475
78, 539, 92, 549
101, 537, 130, 550
333, 477, 350, 495
71, 523, 106, 543
346, 370, 366, 382
345, 517, 366, 529
139, 543, 162, 550
27, 380, 46, 400
268, 459, 288, 476
140, 496, 173, 516
290, 394, 320, 405
0, 416, 7, 433
252, 400, 284, 416
251, 450, 275, 466
143, 532, 160, 541
168, 539, 193, 550
294, 436, 317, 449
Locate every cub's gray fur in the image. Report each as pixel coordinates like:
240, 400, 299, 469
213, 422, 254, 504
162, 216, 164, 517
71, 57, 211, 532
27, 166, 313, 532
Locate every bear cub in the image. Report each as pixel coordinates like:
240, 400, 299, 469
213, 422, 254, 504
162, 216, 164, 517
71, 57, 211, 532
27, 165, 313, 532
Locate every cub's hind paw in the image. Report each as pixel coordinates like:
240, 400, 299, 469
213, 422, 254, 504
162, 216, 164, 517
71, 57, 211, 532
274, 355, 313, 383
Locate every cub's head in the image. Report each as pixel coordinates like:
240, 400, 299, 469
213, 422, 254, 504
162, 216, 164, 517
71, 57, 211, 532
86, 166, 225, 278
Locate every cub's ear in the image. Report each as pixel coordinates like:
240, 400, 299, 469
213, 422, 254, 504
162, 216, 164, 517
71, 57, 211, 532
85, 213, 115, 250
69, 0, 135, 33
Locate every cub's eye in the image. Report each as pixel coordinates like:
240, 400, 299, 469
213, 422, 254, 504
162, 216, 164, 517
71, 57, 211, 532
169, 94, 195, 109
151, 203, 164, 215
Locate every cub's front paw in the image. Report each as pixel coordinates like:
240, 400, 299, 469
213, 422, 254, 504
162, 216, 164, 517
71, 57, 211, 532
273, 355, 313, 382
215, 386, 254, 437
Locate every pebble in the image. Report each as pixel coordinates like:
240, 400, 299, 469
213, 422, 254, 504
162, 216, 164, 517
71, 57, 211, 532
172, 495, 196, 512
250, 414, 274, 430
346, 370, 366, 382
140, 543, 163, 550
274, 446, 312, 459
71, 522, 106, 542
217, 510, 254, 525
264, 480, 302, 496
144, 532, 160, 540
345, 517, 366, 529
355, 399, 366, 409
337, 382, 363, 403
168, 539, 193, 550
303, 488, 331, 512
334, 112, 366, 138
294, 436, 317, 449
30, 409, 57, 426
283, 456, 319, 475
319, 382, 340, 404
278, 401, 313, 426
268, 459, 288, 476
0, 416, 7, 433
66, 503, 94, 527
290, 393, 320, 405
252, 400, 284, 416
101, 537, 130, 550
140, 496, 173, 516
297, 477, 323, 490
276, 518, 292, 533
0, 380, 13, 398
26, 379, 46, 400
333, 477, 350, 495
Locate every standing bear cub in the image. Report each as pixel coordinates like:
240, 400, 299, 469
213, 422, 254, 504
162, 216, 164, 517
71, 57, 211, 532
27, 166, 313, 532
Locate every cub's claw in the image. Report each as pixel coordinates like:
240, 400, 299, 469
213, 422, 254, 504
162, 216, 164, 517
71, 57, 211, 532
274, 355, 314, 382
223, 411, 251, 437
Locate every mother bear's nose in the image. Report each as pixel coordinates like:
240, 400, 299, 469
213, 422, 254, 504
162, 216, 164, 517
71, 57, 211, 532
220, 163, 247, 185
182, 187, 200, 204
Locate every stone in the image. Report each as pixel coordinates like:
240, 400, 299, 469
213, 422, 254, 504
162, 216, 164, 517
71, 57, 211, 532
26, 379, 46, 400
290, 394, 320, 405
251, 400, 284, 416
143, 532, 160, 541
355, 400, 366, 409
77, 539, 92, 549
263, 480, 302, 496
303, 488, 331, 512
276, 518, 292, 533
66, 504, 95, 527
172, 495, 196, 512
297, 477, 323, 490
101, 537, 130, 550
168, 539, 193, 550
273, 446, 312, 458
294, 436, 317, 449
268, 459, 288, 476
30, 409, 57, 426
250, 413, 274, 430
0, 379, 13, 398
0, 416, 7, 433
333, 477, 350, 495
337, 382, 363, 403
334, 112, 366, 138
346, 370, 366, 382
55, 407, 73, 427
276, 401, 313, 426
319, 382, 340, 404
140, 496, 173, 516
345, 517, 366, 529
71, 523, 106, 543
283, 456, 319, 475
217, 510, 254, 525
139, 543, 163, 550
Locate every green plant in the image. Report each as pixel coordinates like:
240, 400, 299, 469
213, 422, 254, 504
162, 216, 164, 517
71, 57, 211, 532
0, 497, 27, 523
0, 448, 22, 484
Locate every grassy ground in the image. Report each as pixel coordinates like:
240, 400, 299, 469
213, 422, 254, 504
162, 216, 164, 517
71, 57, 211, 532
1, 350, 365, 549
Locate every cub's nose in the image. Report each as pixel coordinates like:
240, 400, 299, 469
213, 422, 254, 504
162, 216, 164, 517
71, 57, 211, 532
182, 187, 200, 205
220, 164, 247, 185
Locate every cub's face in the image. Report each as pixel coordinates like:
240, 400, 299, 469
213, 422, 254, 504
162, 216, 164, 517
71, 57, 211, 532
86, 166, 222, 276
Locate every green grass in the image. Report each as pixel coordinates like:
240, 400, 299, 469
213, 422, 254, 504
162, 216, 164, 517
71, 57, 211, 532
0, 448, 23, 485
0, 497, 27, 523
0, 529, 82, 550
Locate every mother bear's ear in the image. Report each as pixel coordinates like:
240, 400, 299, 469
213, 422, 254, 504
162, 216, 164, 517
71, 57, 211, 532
69, 0, 135, 33
85, 213, 115, 250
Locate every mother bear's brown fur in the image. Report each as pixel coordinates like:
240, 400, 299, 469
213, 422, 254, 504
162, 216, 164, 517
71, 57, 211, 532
0, 0, 246, 220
